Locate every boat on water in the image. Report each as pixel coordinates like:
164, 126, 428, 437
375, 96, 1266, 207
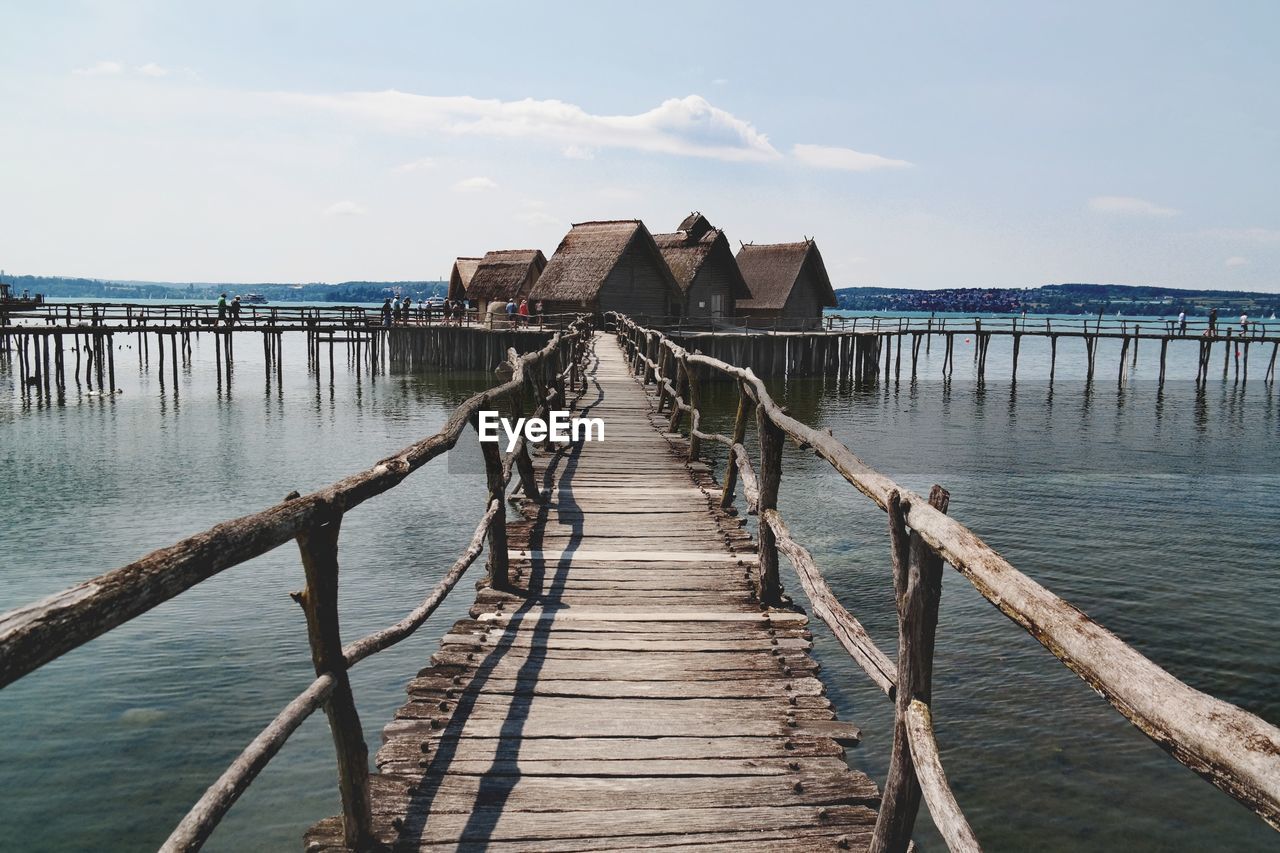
0, 280, 43, 310
242, 293, 268, 304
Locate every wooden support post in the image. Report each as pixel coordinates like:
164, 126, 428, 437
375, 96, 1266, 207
755, 404, 784, 606
1049, 335, 1058, 383
1223, 329, 1232, 379
720, 381, 750, 510
870, 485, 950, 853
686, 357, 702, 461
107, 333, 116, 392
668, 359, 688, 433
1265, 342, 1278, 384
1159, 338, 1168, 388
293, 509, 374, 851
1011, 333, 1021, 381
474, 417, 510, 588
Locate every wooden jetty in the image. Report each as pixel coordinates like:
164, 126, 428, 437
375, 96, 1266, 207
306, 336, 875, 849
1, 315, 1279, 852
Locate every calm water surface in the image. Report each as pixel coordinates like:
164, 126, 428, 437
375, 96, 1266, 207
1, 317, 1277, 851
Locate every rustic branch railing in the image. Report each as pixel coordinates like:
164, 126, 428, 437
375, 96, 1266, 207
609, 311, 1280, 852
0, 318, 591, 852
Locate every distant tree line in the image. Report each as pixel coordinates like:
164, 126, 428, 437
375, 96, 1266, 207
2, 275, 448, 304
834, 283, 1280, 316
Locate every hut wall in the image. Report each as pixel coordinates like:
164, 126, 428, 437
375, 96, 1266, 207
685, 265, 736, 319
782, 266, 824, 329
597, 244, 673, 320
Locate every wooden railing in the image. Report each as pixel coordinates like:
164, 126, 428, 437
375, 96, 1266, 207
0, 318, 591, 852
4, 300, 587, 332
609, 311, 1280, 852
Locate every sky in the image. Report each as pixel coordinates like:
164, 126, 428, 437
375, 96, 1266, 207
1, 1, 1277, 291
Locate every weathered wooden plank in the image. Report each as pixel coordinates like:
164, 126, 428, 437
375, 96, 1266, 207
406, 674, 827, 699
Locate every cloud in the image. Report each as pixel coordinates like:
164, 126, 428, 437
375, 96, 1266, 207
1087, 195, 1178, 217
280, 91, 780, 162
74, 60, 124, 76
1225, 256, 1249, 267
792, 143, 912, 171
137, 63, 169, 78
562, 145, 595, 160
394, 157, 437, 173
1203, 226, 1280, 243
453, 176, 497, 192
323, 200, 367, 216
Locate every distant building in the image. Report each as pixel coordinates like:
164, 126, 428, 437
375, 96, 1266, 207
528, 220, 681, 319
652, 212, 750, 320
447, 257, 481, 302
735, 240, 837, 329
463, 249, 547, 315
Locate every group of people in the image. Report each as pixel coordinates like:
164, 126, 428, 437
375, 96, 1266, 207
505, 298, 544, 325
216, 293, 241, 326
378, 296, 470, 326
1172, 308, 1257, 337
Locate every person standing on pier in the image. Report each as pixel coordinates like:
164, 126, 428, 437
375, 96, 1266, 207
402, 296, 412, 324
505, 298, 517, 328
1208, 307, 1218, 335
229, 295, 241, 326
518, 298, 530, 326
1240, 313, 1249, 335
217, 292, 227, 325
381, 298, 393, 326
1178, 311, 1187, 335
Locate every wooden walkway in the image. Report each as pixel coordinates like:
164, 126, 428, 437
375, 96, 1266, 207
306, 332, 877, 851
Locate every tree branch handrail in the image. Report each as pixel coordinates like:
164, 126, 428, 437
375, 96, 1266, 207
609, 311, 1280, 844
904, 699, 983, 853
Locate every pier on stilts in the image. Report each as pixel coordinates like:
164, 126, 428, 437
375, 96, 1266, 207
2, 316, 1279, 852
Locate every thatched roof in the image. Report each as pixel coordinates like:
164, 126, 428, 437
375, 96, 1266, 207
735, 240, 837, 311
448, 257, 482, 300
465, 249, 546, 302
652, 227, 750, 298
677, 211, 713, 240
529, 220, 679, 303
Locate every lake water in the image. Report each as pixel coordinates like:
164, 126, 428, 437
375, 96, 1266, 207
1, 314, 1277, 851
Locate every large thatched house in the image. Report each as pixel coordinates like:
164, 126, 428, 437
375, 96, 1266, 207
528, 220, 681, 318
462, 249, 547, 315
652, 212, 750, 320
447, 257, 481, 302
735, 240, 837, 329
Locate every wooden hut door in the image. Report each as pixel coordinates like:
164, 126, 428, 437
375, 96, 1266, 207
711, 294, 723, 319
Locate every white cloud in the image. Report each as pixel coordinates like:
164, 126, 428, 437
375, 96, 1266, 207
562, 145, 595, 160
453, 176, 497, 192
137, 63, 169, 78
1225, 256, 1249, 267
1087, 195, 1179, 217
74, 60, 124, 76
280, 91, 780, 162
394, 157, 437, 173
323, 200, 367, 216
792, 143, 912, 171
1204, 226, 1280, 243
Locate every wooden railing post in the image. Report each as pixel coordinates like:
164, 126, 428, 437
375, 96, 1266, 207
755, 404, 784, 606
655, 347, 671, 412
294, 507, 374, 851
720, 380, 749, 509
667, 358, 688, 433
871, 485, 951, 853
686, 355, 703, 461
473, 416, 511, 588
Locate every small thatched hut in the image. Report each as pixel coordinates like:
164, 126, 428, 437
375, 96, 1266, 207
653, 212, 749, 320
464, 249, 547, 315
735, 240, 837, 329
448, 257, 482, 302
528, 220, 680, 319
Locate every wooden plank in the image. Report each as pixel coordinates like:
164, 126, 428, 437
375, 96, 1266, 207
405, 675, 827, 699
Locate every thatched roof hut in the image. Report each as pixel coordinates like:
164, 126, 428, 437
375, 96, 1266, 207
448, 257, 481, 302
465, 249, 547, 310
735, 240, 837, 329
529, 220, 680, 319
653, 214, 749, 320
